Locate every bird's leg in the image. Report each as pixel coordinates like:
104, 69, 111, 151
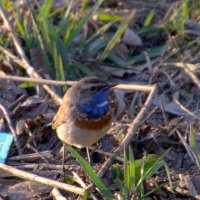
86, 147, 91, 164
62, 144, 66, 178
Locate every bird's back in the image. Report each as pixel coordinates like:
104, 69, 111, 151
52, 86, 76, 129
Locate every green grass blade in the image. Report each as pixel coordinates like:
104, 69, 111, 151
189, 125, 196, 149
56, 1, 73, 34
58, 54, 67, 94
88, 38, 107, 52
35, 0, 57, 53
65, 0, 103, 46
124, 147, 129, 190
2, 0, 11, 9
138, 153, 146, 196
142, 183, 165, 198
98, 13, 122, 21
108, 53, 128, 66
85, 21, 115, 45
134, 154, 158, 169
36, 15, 51, 47
80, 0, 88, 15
128, 146, 136, 190
182, 0, 188, 25
179, 0, 188, 37
117, 178, 125, 199
74, 62, 93, 75
65, 144, 114, 199
136, 148, 171, 192
127, 45, 167, 65
54, 43, 59, 80
137, 26, 165, 36
144, 150, 171, 179
37, 0, 53, 22
144, 10, 155, 27
58, 55, 65, 81
163, 161, 174, 193
101, 10, 135, 60
19, 82, 36, 88
13, 11, 26, 37
189, 125, 200, 166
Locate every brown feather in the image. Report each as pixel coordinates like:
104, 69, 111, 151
52, 87, 75, 129
74, 109, 113, 131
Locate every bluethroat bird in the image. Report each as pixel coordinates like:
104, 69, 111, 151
52, 77, 116, 162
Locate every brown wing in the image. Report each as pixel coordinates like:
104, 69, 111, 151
52, 88, 75, 129
52, 104, 70, 129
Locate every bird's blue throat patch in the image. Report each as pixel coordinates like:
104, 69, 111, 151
79, 90, 110, 119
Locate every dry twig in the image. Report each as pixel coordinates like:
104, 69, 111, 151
174, 98, 200, 120
51, 188, 66, 200
0, 74, 154, 92
164, 62, 200, 90
0, 74, 75, 86
176, 129, 200, 167
72, 171, 86, 188
26, 144, 49, 164
0, 163, 85, 196
143, 51, 153, 74
9, 163, 79, 171
8, 150, 52, 161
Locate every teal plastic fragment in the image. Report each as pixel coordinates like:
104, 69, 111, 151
0, 132, 14, 163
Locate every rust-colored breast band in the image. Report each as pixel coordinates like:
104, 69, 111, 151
75, 110, 113, 131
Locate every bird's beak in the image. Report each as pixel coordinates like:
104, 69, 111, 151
105, 83, 117, 90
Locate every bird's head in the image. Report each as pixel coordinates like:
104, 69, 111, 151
72, 77, 116, 118
74, 77, 115, 101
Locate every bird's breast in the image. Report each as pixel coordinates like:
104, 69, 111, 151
74, 109, 113, 131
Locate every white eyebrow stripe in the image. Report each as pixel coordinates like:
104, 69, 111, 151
97, 101, 109, 107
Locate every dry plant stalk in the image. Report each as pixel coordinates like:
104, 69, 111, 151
176, 129, 200, 166
0, 163, 85, 196
174, 99, 200, 120
51, 188, 66, 200
0, 74, 75, 86
0, 74, 154, 92
164, 62, 200, 90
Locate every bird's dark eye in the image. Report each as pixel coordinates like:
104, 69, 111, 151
90, 86, 96, 91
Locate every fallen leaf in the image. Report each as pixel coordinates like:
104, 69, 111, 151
114, 42, 129, 59
122, 27, 142, 47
